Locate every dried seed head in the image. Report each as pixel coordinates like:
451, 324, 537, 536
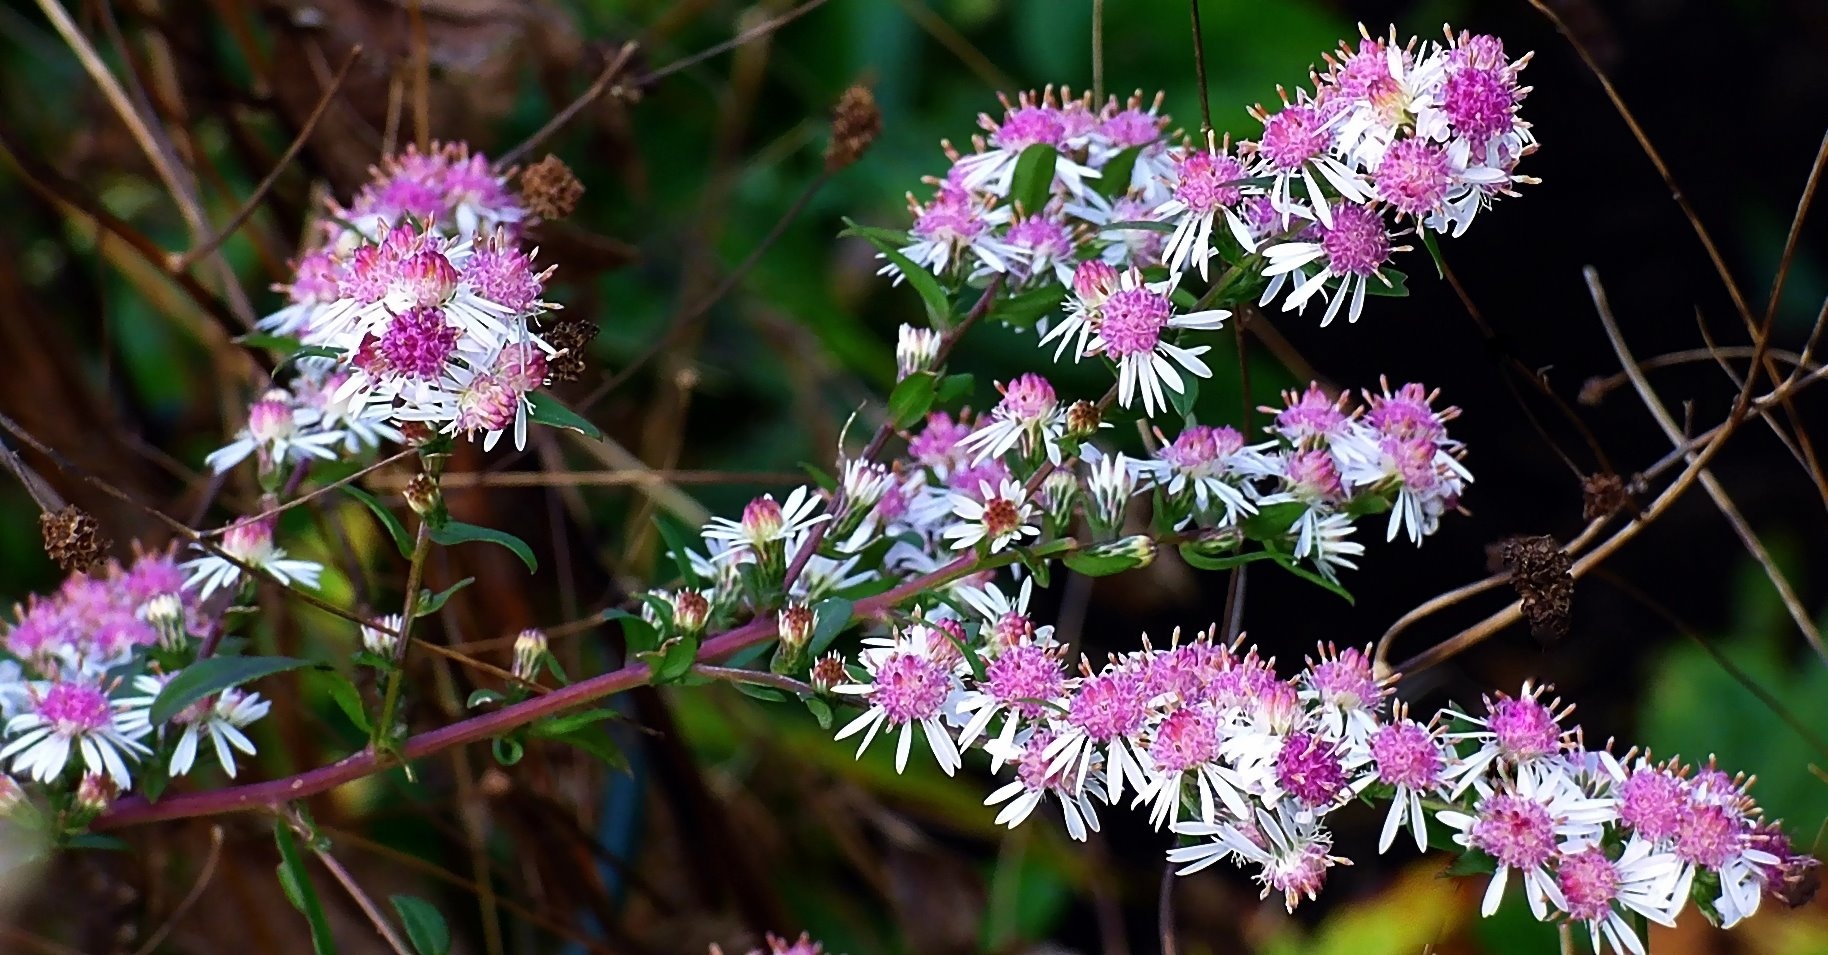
74, 773, 118, 816
1496, 534, 1573, 641
1064, 399, 1103, 439
825, 84, 881, 172
40, 505, 109, 573
1581, 472, 1630, 522
544, 318, 600, 382
518, 154, 585, 220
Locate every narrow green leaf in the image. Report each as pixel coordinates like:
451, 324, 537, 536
933, 372, 976, 405
799, 461, 839, 492
152, 656, 314, 725
604, 609, 660, 656
235, 331, 303, 352
531, 709, 621, 737
986, 282, 1067, 330
844, 228, 952, 326
836, 219, 911, 246
1176, 545, 1278, 573
429, 521, 537, 573
274, 819, 337, 955
466, 688, 504, 709
1364, 267, 1410, 297
1166, 376, 1200, 422
315, 671, 373, 735
525, 391, 602, 439
341, 486, 414, 559
1008, 143, 1060, 215
1104, 219, 1177, 234
1419, 228, 1446, 279
491, 737, 524, 765
649, 633, 700, 684
733, 681, 789, 702
414, 577, 474, 618
536, 722, 629, 772
65, 833, 130, 851
1094, 145, 1142, 200
1271, 554, 1356, 604
652, 514, 704, 586
809, 596, 854, 656
804, 697, 834, 729
389, 895, 452, 955
1442, 848, 1498, 877
886, 372, 939, 429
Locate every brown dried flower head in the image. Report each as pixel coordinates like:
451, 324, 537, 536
544, 318, 600, 382
1496, 534, 1574, 641
825, 84, 881, 172
41, 505, 109, 573
518, 154, 585, 220
1581, 472, 1631, 521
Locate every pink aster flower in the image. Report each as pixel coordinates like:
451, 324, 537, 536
949, 89, 1100, 200
1041, 266, 1229, 416
984, 729, 1105, 841
1169, 802, 1349, 912
1261, 202, 1411, 326
1044, 663, 1152, 801
1369, 715, 1450, 853
1436, 767, 1614, 920
1242, 91, 1372, 229
941, 478, 1039, 554
1443, 681, 1576, 795
958, 373, 1065, 466
1554, 839, 1685, 955
1155, 134, 1259, 280
832, 628, 965, 775
0, 680, 150, 787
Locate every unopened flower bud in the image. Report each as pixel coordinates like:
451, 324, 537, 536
825, 83, 881, 172
831, 459, 891, 537
809, 651, 847, 693
404, 473, 444, 522
672, 589, 711, 637
511, 629, 548, 682
1068, 535, 1157, 575
141, 593, 188, 650
924, 618, 967, 665
895, 324, 942, 381
1040, 470, 1080, 533
771, 601, 818, 675
741, 495, 786, 542
1064, 400, 1103, 440
362, 613, 403, 657
74, 773, 117, 818
1071, 259, 1119, 303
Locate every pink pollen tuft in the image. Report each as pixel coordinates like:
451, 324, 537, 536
981, 644, 1065, 718
1172, 151, 1247, 214
1556, 847, 1621, 921
38, 682, 112, 735
1375, 139, 1453, 217
1319, 204, 1392, 276
1257, 105, 1333, 170
871, 651, 952, 724
1470, 793, 1557, 869
1098, 287, 1173, 358
1371, 721, 1442, 789
379, 307, 461, 380
1276, 731, 1348, 806
1487, 696, 1561, 761
1148, 706, 1220, 773
1068, 671, 1147, 741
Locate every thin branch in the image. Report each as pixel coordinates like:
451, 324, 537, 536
169, 46, 362, 273
1586, 269, 1828, 666
200, 446, 418, 536
131, 826, 224, 955
313, 846, 413, 955
373, 468, 803, 491
634, 0, 834, 87
1188, 0, 1212, 133
494, 42, 639, 171
1091, 0, 1106, 103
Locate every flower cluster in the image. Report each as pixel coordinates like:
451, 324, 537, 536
232, 142, 561, 462
0, 548, 271, 822
823, 609, 1815, 949
871, 25, 1534, 419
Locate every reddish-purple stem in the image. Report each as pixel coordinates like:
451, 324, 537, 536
93, 553, 975, 830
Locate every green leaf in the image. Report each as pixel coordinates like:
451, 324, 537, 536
648, 632, 700, 684
1167, 376, 1200, 422
799, 461, 839, 492
652, 514, 704, 586
390, 895, 451, 955
235, 331, 303, 352
1239, 501, 1309, 543
152, 656, 315, 725
809, 596, 854, 656
1094, 145, 1142, 200
65, 833, 130, 851
734, 682, 788, 702
1008, 143, 1060, 214
886, 371, 939, 429
466, 688, 504, 709
842, 223, 952, 327
986, 282, 1067, 331
1271, 554, 1356, 605
1364, 267, 1410, 297
1063, 541, 1153, 576
289, 345, 343, 363
604, 609, 660, 656
934, 372, 976, 405
1177, 545, 1277, 573
315, 671, 373, 735
414, 577, 474, 618
429, 521, 537, 573
1419, 228, 1446, 279
835, 220, 910, 246
341, 486, 414, 559
531, 709, 621, 737
274, 819, 337, 955
491, 736, 524, 765
1104, 219, 1177, 234
1443, 848, 1498, 877
525, 391, 602, 439
804, 696, 834, 729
